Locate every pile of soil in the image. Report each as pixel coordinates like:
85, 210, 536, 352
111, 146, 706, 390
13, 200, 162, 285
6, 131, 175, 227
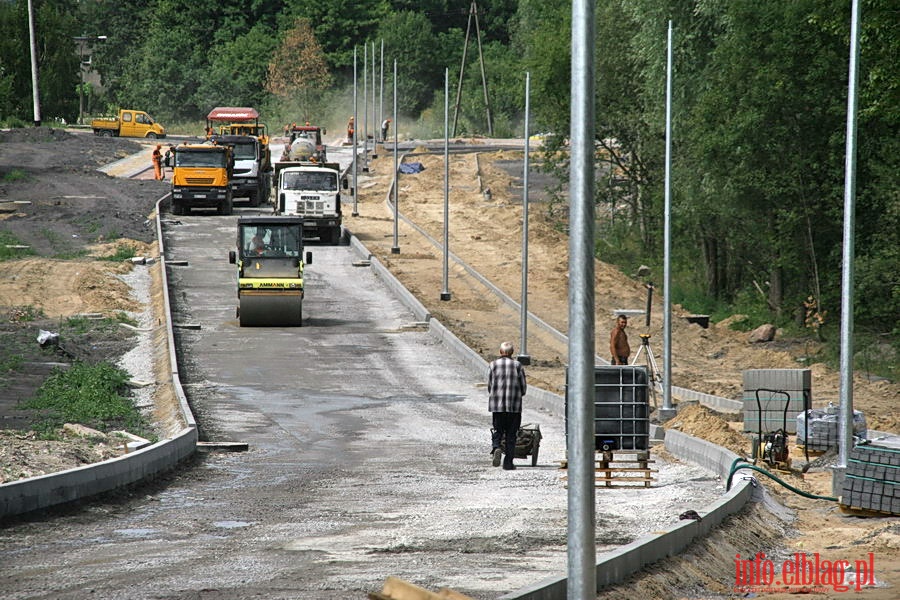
664, 404, 749, 456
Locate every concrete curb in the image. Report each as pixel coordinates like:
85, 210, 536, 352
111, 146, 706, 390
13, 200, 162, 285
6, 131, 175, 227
348, 234, 430, 323
0, 193, 197, 520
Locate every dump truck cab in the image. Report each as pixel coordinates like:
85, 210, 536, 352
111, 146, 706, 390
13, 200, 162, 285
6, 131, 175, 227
168, 143, 234, 215
207, 106, 269, 143
217, 134, 272, 206
274, 161, 345, 244
228, 216, 312, 326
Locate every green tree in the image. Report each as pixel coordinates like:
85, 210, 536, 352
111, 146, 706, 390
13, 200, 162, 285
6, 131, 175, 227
0, 0, 80, 123
265, 18, 332, 121
282, 0, 390, 70
197, 23, 278, 110
379, 11, 442, 114
77, 0, 154, 114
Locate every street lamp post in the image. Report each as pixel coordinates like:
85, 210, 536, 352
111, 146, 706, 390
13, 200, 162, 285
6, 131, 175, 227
74, 35, 106, 126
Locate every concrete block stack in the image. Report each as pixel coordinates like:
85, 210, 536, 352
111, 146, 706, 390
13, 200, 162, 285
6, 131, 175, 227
840, 443, 900, 515
742, 369, 811, 434
796, 404, 867, 451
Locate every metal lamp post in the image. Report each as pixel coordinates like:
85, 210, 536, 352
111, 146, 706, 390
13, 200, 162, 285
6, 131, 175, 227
74, 35, 106, 126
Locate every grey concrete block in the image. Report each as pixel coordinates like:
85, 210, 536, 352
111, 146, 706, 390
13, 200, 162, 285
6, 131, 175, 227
742, 368, 811, 391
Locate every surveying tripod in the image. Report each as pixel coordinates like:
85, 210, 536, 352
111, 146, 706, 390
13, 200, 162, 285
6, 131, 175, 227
630, 281, 663, 407
631, 333, 662, 407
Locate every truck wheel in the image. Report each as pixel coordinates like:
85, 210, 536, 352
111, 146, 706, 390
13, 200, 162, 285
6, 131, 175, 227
331, 227, 342, 245
219, 195, 233, 216
248, 190, 260, 207
171, 201, 184, 216
146, 133, 158, 139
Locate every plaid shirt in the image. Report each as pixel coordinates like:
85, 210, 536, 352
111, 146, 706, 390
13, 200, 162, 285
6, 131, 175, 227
487, 356, 526, 413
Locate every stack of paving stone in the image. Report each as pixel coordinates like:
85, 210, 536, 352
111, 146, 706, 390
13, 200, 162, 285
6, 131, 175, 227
742, 369, 811, 434
840, 442, 900, 515
796, 404, 867, 451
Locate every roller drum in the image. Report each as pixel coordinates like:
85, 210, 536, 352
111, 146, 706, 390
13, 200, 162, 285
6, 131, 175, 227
238, 291, 303, 326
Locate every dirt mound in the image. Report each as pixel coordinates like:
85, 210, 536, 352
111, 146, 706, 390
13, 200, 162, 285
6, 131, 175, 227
0, 428, 125, 483
664, 403, 750, 456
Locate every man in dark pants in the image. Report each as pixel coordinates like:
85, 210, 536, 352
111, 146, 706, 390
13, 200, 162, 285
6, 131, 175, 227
488, 341, 527, 470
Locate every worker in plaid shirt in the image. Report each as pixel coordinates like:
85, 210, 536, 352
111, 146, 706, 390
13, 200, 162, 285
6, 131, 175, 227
488, 341, 527, 470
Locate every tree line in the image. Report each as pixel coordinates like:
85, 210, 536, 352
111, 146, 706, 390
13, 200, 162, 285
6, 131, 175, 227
1, 0, 896, 364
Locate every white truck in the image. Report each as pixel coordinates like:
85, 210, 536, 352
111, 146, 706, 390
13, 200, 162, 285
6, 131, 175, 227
273, 161, 344, 245
218, 134, 272, 206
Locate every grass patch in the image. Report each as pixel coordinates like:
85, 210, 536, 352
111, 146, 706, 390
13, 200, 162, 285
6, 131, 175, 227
19, 362, 152, 438
0, 231, 36, 261
0, 354, 24, 383
72, 215, 102, 235
114, 311, 138, 327
63, 312, 136, 334
98, 244, 137, 262
2, 168, 29, 182
0, 116, 29, 129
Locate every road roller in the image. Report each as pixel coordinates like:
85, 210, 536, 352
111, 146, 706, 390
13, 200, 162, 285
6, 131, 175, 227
228, 215, 312, 326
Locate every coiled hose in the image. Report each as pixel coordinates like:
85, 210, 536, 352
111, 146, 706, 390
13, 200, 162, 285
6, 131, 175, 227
726, 457, 838, 502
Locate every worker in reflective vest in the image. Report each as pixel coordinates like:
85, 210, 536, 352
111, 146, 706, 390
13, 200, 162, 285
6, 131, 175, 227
152, 145, 163, 180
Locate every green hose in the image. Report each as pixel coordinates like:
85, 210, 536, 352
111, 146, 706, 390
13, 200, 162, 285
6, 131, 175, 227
726, 462, 838, 502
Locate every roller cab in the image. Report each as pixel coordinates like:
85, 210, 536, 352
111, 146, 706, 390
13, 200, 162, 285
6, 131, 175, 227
229, 216, 312, 326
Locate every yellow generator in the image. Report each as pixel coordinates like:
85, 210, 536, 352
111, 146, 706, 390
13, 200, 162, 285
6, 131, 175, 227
228, 216, 312, 326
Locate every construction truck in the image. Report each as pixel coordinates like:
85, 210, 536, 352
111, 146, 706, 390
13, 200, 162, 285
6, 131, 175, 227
284, 124, 327, 163
273, 160, 345, 244
167, 143, 234, 215
207, 106, 269, 141
207, 107, 272, 206
91, 109, 166, 138
217, 134, 272, 206
228, 215, 312, 326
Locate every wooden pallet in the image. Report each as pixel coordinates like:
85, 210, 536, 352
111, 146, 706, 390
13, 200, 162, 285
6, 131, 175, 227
838, 503, 899, 517
560, 450, 658, 488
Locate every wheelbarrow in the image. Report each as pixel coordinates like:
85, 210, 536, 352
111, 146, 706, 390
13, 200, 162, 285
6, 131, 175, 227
495, 423, 542, 467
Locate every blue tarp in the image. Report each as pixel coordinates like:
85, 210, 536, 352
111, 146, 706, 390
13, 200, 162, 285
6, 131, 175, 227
399, 162, 425, 174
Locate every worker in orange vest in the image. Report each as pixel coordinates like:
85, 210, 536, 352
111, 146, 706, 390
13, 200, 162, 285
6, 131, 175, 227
347, 116, 354, 142
152, 145, 163, 180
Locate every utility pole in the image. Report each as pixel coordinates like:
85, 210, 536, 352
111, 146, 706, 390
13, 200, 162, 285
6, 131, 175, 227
27, 0, 41, 127
451, 1, 493, 136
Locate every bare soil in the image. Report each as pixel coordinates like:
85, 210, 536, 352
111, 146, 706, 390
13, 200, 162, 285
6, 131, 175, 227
0, 131, 896, 597
0, 126, 167, 478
